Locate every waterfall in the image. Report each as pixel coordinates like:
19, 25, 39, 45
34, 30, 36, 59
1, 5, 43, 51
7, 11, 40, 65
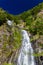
7, 20, 13, 26
17, 30, 35, 65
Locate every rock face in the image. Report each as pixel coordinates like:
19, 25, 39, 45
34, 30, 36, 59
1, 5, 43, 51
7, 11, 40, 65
0, 23, 22, 65
32, 35, 43, 65
0, 24, 10, 65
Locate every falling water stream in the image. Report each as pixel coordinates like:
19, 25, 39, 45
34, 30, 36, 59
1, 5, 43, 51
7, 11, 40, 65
17, 30, 35, 65
7, 20, 35, 65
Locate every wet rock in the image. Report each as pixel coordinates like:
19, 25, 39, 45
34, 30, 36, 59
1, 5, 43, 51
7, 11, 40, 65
32, 35, 43, 65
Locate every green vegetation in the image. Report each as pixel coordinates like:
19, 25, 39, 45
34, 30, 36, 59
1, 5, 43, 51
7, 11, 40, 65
0, 8, 22, 65
33, 52, 43, 57
0, 8, 21, 26
20, 2, 43, 35
0, 2, 43, 65
0, 8, 7, 25
3, 62, 13, 65
19, 2, 43, 58
0, 23, 22, 65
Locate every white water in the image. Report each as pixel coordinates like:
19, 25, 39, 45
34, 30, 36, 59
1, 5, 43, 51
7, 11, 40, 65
7, 20, 12, 26
17, 30, 35, 65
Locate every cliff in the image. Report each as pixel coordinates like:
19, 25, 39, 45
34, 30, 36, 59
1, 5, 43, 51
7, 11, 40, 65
0, 2, 43, 65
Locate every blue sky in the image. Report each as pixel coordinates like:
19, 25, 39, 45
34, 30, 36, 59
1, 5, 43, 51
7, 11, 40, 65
0, 0, 43, 15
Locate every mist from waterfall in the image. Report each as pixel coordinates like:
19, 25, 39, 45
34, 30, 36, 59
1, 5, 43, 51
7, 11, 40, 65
17, 30, 35, 65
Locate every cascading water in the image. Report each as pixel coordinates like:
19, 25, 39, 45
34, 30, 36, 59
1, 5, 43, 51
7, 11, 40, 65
7, 20, 35, 65
7, 20, 13, 26
17, 30, 35, 65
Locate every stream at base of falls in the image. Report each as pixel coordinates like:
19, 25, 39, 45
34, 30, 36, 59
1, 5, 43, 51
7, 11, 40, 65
17, 30, 35, 65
